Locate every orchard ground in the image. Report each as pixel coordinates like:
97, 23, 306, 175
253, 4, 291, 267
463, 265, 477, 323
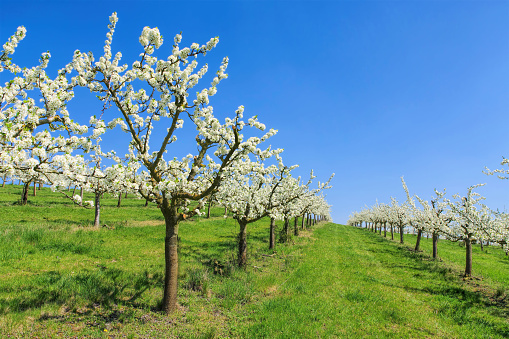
0, 185, 508, 338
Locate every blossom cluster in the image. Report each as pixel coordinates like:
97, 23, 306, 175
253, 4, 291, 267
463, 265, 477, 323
1, 13, 333, 224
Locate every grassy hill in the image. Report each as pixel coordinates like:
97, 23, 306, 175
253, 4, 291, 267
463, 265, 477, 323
0, 185, 508, 338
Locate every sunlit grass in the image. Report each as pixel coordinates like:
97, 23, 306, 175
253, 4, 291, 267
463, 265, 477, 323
1, 185, 507, 338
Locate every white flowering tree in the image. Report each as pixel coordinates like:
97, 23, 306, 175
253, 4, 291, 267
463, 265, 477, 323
388, 197, 409, 244
413, 189, 454, 259
217, 154, 301, 267
274, 172, 333, 241
401, 177, 435, 251
489, 212, 509, 253
1, 27, 95, 206
70, 13, 278, 313
444, 184, 495, 277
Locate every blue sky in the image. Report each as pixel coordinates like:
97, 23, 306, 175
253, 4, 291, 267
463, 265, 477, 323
1, 0, 508, 223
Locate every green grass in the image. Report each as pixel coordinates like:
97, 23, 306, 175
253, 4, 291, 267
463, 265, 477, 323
0, 185, 508, 338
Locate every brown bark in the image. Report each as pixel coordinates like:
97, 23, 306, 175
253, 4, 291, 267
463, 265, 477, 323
269, 217, 276, 249
33, 181, 37, 196
117, 192, 122, 208
207, 199, 212, 218
301, 213, 305, 230
238, 220, 248, 267
464, 237, 472, 277
414, 229, 422, 252
432, 232, 438, 259
80, 187, 84, 206
383, 222, 387, 237
294, 216, 299, 236
399, 225, 404, 244
21, 181, 30, 205
162, 206, 179, 313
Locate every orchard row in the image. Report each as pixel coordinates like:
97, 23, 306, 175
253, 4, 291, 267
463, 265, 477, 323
0, 13, 333, 313
347, 178, 508, 277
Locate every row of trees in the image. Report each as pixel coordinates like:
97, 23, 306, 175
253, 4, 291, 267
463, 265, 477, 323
347, 178, 508, 277
0, 14, 332, 313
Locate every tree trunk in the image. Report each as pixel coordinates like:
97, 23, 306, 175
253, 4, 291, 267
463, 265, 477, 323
94, 192, 101, 227
399, 225, 404, 244
207, 200, 212, 218
125, 192, 128, 198
145, 198, 149, 207
480, 241, 484, 252
224, 206, 228, 216
161, 205, 180, 313
80, 187, 84, 206
383, 222, 387, 237
414, 229, 422, 252
281, 217, 290, 242
301, 213, 305, 230
391, 224, 394, 240
33, 181, 37, 196
294, 216, 299, 236
2, 174, 5, 187
238, 220, 248, 267
269, 217, 276, 249
21, 181, 30, 205
432, 232, 438, 259
379, 223, 382, 235
117, 192, 122, 208
38, 181, 42, 190
464, 237, 472, 277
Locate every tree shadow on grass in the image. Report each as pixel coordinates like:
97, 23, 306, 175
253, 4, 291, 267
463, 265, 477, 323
371, 237, 509, 337
0, 267, 162, 316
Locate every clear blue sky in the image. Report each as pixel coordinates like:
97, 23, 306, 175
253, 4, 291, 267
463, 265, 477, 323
1, 0, 508, 223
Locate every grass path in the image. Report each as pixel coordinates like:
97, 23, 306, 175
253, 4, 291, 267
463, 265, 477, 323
242, 224, 509, 338
0, 185, 507, 339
